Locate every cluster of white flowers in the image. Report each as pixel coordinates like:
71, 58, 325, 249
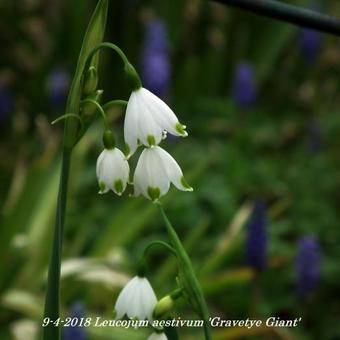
98, 85, 190, 338
96, 87, 193, 201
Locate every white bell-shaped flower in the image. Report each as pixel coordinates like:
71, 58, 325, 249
124, 87, 187, 157
96, 148, 129, 195
114, 276, 157, 321
148, 332, 168, 340
133, 146, 193, 201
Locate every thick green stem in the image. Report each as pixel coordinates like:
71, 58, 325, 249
213, 0, 340, 36
157, 203, 211, 340
43, 148, 72, 340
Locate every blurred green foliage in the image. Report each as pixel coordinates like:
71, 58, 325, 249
1, 0, 340, 339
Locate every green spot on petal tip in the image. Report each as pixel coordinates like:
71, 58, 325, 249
147, 135, 156, 146
99, 181, 106, 194
114, 179, 124, 195
148, 187, 161, 202
176, 123, 188, 137
181, 176, 193, 191
124, 143, 131, 157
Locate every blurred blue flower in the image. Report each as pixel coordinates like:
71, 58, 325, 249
0, 85, 12, 123
231, 62, 257, 109
245, 200, 267, 271
299, 28, 322, 62
141, 20, 171, 98
299, 2, 323, 62
63, 302, 88, 340
296, 236, 321, 298
307, 120, 323, 153
46, 67, 70, 109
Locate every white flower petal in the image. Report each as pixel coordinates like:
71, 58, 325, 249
133, 181, 142, 197
141, 277, 157, 320
114, 277, 137, 319
127, 286, 141, 319
133, 149, 148, 198
124, 92, 139, 156
96, 150, 105, 177
145, 148, 170, 197
136, 93, 163, 147
155, 146, 192, 191
96, 151, 110, 194
111, 149, 130, 195
141, 88, 187, 137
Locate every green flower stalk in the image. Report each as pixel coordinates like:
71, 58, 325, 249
156, 203, 212, 340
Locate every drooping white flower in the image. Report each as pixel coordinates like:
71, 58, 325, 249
114, 276, 157, 321
96, 148, 129, 195
148, 332, 168, 340
133, 146, 193, 201
124, 87, 187, 157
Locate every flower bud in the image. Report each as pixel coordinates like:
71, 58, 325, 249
81, 90, 103, 116
153, 295, 175, 319
83, 66, 98, 95
153, 289, 182, 319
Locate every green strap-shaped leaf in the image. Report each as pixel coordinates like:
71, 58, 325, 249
43, 2, 108, 340
63, 0, 108, 148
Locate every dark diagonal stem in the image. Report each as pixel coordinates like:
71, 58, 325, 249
213, 0, 340, 36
